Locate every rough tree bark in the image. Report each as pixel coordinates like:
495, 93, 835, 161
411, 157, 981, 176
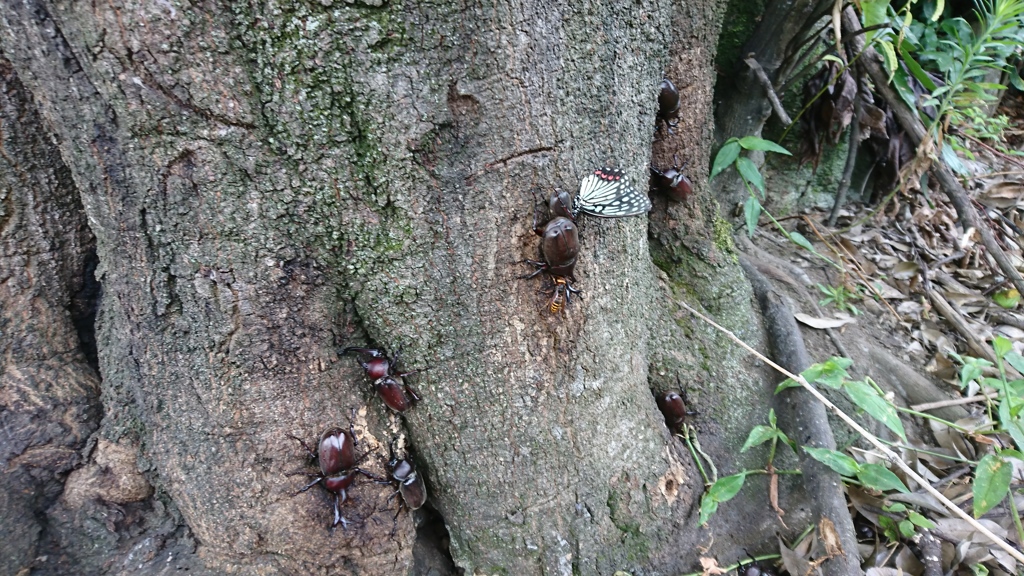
0, 0, 823, 574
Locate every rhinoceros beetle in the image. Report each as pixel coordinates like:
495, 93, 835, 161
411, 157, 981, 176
289, 426, 383, 529
522, 190, 582, 313
650, 155, 693, 202
656, 388, 698, 434
377, 439, 428, 533
341, 346, 425, 412
657, 77, 681, 132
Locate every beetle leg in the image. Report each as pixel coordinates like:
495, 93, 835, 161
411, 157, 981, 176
395, 365, 427, 380
389, 498, 406, 537
294, 475, 324, 494
352, 467, 387, 483
402, 382, 422, 402
563, 280, 582, 304
348, 448, 377, 470
520, 259, 548, 280
287, 434, 318, 459
331, 493, 350, 530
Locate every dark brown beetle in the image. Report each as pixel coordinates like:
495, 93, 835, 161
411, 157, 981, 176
380, 440, 427, 530
341, 347, 425, 412
522, 190, 582, 313
650, 155, 693, 202
656, 389, 698, 433
289, 426, 382, 529
657, 77, 681, 132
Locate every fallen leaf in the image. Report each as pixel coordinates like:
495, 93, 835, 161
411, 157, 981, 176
699, 556, 727, 576
778, 534, 815, 576
795, 313, 857, 329
819, 517, 845, 559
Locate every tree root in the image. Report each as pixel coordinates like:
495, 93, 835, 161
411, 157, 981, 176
738, 255, 862, 576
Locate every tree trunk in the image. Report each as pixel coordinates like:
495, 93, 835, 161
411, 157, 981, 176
0, 0, 804, 573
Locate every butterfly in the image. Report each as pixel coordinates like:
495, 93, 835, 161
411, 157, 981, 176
572, 168, 652, 218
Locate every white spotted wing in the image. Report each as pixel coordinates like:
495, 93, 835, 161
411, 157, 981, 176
572, 168, 652, 218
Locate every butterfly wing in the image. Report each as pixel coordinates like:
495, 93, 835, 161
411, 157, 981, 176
573, 168, 652, 218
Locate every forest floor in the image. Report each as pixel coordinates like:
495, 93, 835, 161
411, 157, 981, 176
737, 88, 1024, 575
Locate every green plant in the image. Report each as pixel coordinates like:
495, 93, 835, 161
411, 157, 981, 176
816, 283, 862, 315
709, 136, 843, 270
697, 409, 799, 526
877, 502, 937, 540
679, 300, 1024, 568
862, 0, 1024, 172
709, 136, 790, 238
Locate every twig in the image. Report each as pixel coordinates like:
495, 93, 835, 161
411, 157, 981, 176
966, 170, 1024, 179
911, 392, 999, 412
989, 309, 1024, 332
677, 299, 1024, 566
744, 55, 793, 125
959, 132, 1024, 170
828, 64, 864, 227
927, 291, 1022, 380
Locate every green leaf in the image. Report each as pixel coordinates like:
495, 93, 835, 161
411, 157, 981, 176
930, 0, 944, 21
861, 0, 890, 43
743, 196, 761, 238
879, 38, 899, 78
698, 492, 719, 526
710, 140, 741, 180
1002, 448, 1024, 458
993, 336, 1013, 359
898, 519, 916, 538
908, 510, 936, 529
741, 425, 778, 452
844, 380, 907, 442
1005, 352, 1024, 376
941, 142, 969, 176
1010, 68, 1024, 91
802, 446, 860, 477
812, 357, 854, 388
899, 43, 939, 92
736, 136, 792, 155
707, 473, 747, 502
788, 231, 813, 251
891, 66, 919, 111
958, 356, 992, 388
878, 515, 900, 541
775, 377, 800, 393
857, 463, 910, 493
973, 454, 1012, 517
998, 398, 1024, 451
736, 157, 765, 195
993, 289, 1020, 309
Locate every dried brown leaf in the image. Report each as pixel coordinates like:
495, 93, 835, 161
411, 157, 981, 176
778, 534, 816, 576
699, 556, 728, 576
819, 517, 845, 559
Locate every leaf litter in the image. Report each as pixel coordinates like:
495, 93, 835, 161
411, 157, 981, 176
744, 90, 1024, 575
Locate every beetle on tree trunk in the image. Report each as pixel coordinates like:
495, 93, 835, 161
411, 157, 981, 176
288, 426, 383, 529
341, 347, 426, 412
522, 190, 582, 314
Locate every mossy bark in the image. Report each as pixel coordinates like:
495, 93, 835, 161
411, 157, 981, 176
0, 0, 806, 574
